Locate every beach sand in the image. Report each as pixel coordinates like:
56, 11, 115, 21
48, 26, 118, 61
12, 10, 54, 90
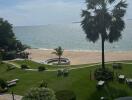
26, 49, 132, 65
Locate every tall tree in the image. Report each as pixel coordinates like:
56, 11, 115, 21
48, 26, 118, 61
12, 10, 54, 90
81, 0, 127, 69
0, 18, 27, 59
52, 46, 64, 64
0, 18, 26, 52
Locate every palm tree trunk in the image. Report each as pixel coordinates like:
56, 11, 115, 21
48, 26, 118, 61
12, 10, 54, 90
101, 37, 105, 70
58, 56, 61, 64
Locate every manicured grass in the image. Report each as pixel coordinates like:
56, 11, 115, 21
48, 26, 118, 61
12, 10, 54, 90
11, 60, 92, 70
1, 61, 132, 100
11, 60, 43, 69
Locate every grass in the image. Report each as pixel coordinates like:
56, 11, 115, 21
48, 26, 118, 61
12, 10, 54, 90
1, 61, 132, 100
11, 60, 92, 70
11, 60, 43, 69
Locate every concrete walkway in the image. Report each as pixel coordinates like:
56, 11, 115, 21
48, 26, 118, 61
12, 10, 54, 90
0, 94, 22, 100
3, 60, 132, 72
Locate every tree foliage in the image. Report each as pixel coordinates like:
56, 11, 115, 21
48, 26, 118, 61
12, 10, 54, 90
52, 46, 64, 57
81, 0, 127, 43
0, 18, 26, 52
0, 18, 27, 59
22, 87, 57, 100
52, 46, 64, 64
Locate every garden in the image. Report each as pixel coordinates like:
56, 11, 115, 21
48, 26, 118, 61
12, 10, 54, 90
1, 60, 132, 100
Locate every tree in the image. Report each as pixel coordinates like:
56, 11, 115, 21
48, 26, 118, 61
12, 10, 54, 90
81, 0, 127, 69
52, 46, 64, 64
22, 87, 57, 100
0, 18, 27, 59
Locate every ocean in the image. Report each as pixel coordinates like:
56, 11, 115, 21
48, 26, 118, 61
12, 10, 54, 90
13, 21, 132, 51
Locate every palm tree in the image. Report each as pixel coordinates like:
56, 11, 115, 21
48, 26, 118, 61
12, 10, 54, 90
81, 0, 127, 70
52, 46, 64, 64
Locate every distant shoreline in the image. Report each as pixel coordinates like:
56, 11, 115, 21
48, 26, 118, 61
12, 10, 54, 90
30, 47, 132, 53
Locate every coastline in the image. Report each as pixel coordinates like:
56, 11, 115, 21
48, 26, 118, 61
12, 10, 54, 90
32, 47, 132, 53
25, 48, 132, 65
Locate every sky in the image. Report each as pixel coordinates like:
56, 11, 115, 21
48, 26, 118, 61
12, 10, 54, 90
0, 0, 131, 26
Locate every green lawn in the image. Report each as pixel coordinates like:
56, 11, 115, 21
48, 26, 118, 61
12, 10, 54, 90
1, 61, 132, 100
11, 60, 92, 70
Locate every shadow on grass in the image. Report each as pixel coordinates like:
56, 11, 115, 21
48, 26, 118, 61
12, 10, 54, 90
87, 85, 128, 100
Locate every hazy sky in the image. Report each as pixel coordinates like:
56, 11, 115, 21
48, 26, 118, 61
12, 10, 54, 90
0, 0, 131, 26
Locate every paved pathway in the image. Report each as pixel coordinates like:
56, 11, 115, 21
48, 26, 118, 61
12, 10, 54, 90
0, 94, 22, 100
3, 60, 132, 72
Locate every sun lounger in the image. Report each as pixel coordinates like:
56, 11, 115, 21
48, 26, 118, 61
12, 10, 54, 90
126, 78, 132, 86
97, 81, 105, 89
98, 81, 105, 86
119, 75, 125, 79
126, 78, 132, 83
7, 79, 19, 84
7, 82, 16, 87
118, 75, 125, 83
7, 79, 19, 87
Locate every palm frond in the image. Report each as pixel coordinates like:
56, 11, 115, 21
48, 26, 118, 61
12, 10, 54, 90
115, 0, 127, 9
52, 46, 64, 57
81, 0, 127, 43
108, 18, 125, 43
107, 0, 115, 4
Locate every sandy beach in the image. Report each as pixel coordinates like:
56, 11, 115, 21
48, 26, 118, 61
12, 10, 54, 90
26, 49, 132, 65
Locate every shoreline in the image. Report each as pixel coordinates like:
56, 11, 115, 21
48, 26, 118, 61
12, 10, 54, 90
25, 48, 132, 65
32, 47, 132, 53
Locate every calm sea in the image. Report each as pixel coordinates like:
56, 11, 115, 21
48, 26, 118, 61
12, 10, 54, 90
13, 21, 132, 51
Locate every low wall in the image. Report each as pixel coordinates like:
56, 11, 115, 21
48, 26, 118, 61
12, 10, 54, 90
44, 58, 70, 65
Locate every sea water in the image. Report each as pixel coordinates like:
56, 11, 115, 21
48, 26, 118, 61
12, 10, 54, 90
13, 21, 132, 51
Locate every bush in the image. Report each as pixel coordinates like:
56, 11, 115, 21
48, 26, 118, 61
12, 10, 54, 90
57, 70, 63, 77
55, 90, 76, 100
21, 64, 29, 69
6, 65, 15, 71
17, 52, 29, 59
0, 78, 7, 92
0, 87, 8, 93
112, 63, 122, 69
94, 68, 113, 81
22, 87, 57, 100
2, 51, 16, 60
38, 66, 46, 71
39, 80, 48, 88
63, 69, 69, 77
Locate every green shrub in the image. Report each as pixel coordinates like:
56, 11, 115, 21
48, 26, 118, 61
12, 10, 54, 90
2, 51, 16, 60
22, 87, 57, 100
21, 64, 29, 69
39, 80, 48, 88
94, 68, 113, 81
63, 69, 69, 77
57, 70, 63, 77
0, 78, 7, 90
55, 90, 76, 100
112, 63, 122, 69
6, 65, 15, 71
18, 52, 29, 59
38, 66, 46, 71
0, 87, 8, 93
